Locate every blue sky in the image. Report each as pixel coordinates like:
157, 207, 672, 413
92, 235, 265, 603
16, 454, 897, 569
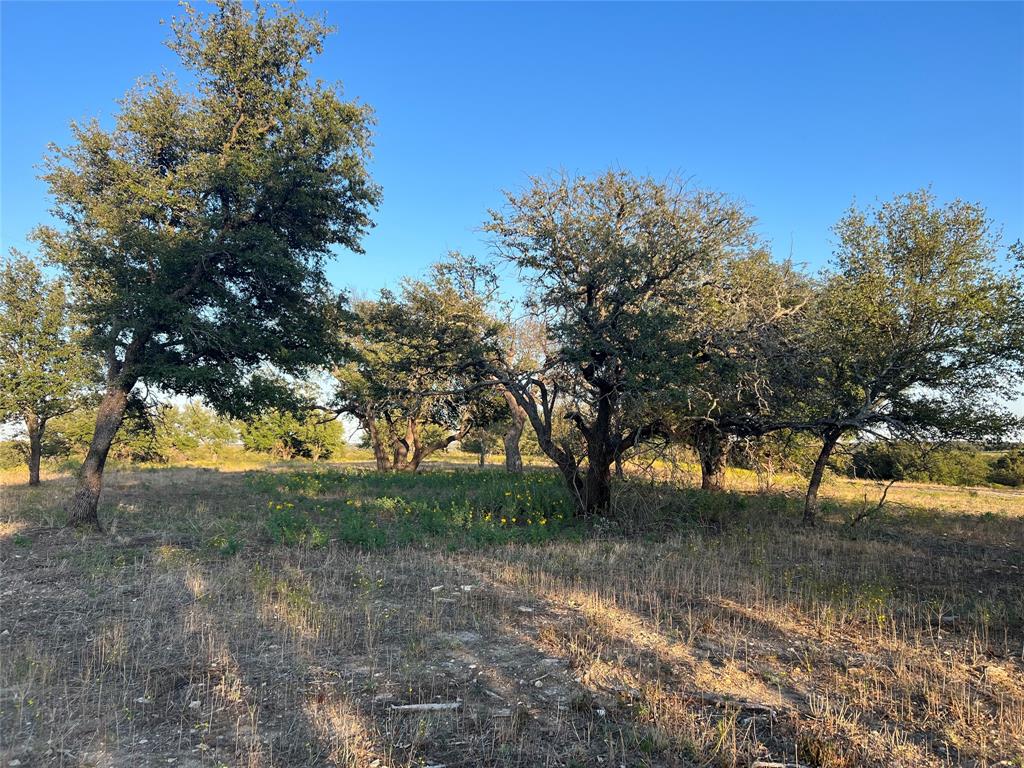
2, 1, 1022, 298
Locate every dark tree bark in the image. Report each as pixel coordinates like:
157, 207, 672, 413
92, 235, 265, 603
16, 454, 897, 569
803, 428, 842, 525
695, 428, 731, 491
576, 395, 616, 517
501, 388, 526, 474
25, 412, 45, 486
582, 457, 613, 516
66, 387, 130, 530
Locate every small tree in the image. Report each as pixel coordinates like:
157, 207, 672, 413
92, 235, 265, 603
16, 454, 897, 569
461, 426, 502, 466
36, 0, 378, 528
795, 191, 1024, 523
241, 409, 343, 461
0, 252, 95, 484
333, 261, 503, 471
481, 170, 756, 516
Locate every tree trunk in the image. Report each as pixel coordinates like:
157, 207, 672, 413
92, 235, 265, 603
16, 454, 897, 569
478, 447, 486, 466
582, 460, 613, 516
365, 417, 391, 471
391, 417, 416, 470
804, 430, 841, 525
695, 428, 730, 491
579, 434, 615, 517
25, 412, 44, 486
408, 420, 471, 472
614, 454, 624, 479
66, 387, 130, 530
501, 389, 526, 474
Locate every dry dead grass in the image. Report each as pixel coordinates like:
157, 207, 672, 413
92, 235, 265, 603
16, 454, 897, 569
1, 463, 1022, 767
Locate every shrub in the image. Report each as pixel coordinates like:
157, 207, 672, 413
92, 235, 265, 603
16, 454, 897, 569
241, 410, 344, 461
851, 441, 993, 487
0, 440, 26, 469
989, 451, 1024, 487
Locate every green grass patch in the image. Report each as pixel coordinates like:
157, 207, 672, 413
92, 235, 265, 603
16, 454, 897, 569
257, 467, 578, 549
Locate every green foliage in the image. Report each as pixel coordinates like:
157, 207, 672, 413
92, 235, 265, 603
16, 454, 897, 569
682, 252, 813, 437
851, 441, 1022, 488
922, 449, 995, 487
481, 170, 758, 514
333, 256, 506, 470
265, 502, 329, 547
240, 409, 343, 461
798, 191, 1024, 443
989, 451, 1024, 487
0, 440, 26, 469
207, 534, 243, 557
0, 252, 95, 423
46, 402, 239, 464
34, 0, 379, 417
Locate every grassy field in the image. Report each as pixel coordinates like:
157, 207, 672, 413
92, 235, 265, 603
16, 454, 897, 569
1, 460, 1022, 767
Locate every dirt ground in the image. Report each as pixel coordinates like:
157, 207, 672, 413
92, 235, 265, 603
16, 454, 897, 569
1, 466, 1023, 767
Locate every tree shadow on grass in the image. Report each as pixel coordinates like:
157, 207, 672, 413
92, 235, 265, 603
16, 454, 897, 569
455, 530, 1024, 768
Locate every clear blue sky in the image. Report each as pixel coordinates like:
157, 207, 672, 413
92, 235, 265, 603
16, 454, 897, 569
2, 1, 1022, 297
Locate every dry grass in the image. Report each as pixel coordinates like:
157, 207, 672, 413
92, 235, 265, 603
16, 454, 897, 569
1, 462, 1022, 767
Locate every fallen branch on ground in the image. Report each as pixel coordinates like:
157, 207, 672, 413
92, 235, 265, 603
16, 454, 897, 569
389, 701, 461, 713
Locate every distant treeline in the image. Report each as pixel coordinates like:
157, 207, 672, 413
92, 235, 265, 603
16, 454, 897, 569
4, 402, 1022, 491
849, 441, 1024, 488
0, 403, 347, 469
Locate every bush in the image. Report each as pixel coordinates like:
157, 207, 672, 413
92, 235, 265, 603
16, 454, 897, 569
46, 402, 239, 465
241, 409, 344, 461
851, 441, 997, 487
0, 440, 26, 469
989, 451, 1024, 487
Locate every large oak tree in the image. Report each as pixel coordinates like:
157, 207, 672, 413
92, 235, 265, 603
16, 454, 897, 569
36, 0, 379, 528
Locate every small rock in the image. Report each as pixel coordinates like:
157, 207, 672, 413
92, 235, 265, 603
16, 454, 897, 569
189, 700, 201, 709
